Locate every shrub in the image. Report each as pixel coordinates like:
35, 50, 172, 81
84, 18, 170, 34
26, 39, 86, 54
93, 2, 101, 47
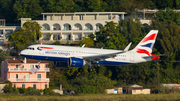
18, 88, 27, 94
24, 89, 41, 95
3, 81, 19, 94
26, 87, 35, 92
12, 87, 19, 95
43, 88, 54, 95
72, 75, 116, 94
53, 41, 61, 45
158, 86, 180, 94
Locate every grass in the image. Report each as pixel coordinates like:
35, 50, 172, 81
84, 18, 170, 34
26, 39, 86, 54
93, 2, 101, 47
0, 93, 180, 101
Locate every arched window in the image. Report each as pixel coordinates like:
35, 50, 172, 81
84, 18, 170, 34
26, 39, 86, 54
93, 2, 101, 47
63, 24, 71, 30
84, 23, 93, 30
73, 23, 82, 30
53, 24, 61, 30
96, 23, 103, 30
42, 24, 50, 30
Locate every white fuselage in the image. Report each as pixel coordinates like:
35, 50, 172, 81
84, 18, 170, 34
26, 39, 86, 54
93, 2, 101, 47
20, 44, 152, 66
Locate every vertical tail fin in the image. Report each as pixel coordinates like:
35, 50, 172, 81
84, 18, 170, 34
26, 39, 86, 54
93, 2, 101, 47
133, 30, 158, 56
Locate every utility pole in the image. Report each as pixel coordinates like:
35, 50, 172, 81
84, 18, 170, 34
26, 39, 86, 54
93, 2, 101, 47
157, 60, 159, 87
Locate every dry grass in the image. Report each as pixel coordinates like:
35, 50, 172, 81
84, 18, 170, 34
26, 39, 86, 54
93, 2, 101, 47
0, 93, 179, 101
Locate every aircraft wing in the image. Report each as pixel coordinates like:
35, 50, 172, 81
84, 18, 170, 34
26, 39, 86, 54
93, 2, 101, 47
80, 42, 132, 63
82, 51, 124, 62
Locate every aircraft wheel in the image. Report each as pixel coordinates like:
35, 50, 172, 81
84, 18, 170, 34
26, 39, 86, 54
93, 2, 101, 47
88, 68, 93, 72
78, 68, 84, 72
36, 65, 40, 69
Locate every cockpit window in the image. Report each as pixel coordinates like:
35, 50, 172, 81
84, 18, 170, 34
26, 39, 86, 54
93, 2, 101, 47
26, 47, 34, 50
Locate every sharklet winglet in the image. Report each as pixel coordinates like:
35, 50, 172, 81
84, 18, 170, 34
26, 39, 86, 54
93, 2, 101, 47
124, 42, 132, 52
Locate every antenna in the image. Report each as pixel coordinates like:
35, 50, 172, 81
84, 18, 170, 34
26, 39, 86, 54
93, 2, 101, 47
82, 44, 85, 48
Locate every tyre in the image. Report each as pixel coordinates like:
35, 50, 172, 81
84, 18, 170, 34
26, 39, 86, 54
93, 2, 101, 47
88, 68, 93, 72
78, 68, 84, 72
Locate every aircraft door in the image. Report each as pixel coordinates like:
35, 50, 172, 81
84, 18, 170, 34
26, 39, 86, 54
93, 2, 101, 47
39, 49, 44, 54
130, 53, 135, 61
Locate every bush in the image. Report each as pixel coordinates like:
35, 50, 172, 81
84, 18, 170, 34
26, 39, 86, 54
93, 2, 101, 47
3, 81, 19, 94
72, 75, 116, 94
43, 88, 54, 95
12, 87, 19, 95
53, 41, 61, 45
158, 86, 180, 94
24, 89, 41, 95
26, 87, 35, 92
17, 88, 27, 94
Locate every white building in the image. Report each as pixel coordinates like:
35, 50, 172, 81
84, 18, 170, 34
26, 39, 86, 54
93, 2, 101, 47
21, 12, 126, 44
0, 19, 21, 50
123, 84, 150, 94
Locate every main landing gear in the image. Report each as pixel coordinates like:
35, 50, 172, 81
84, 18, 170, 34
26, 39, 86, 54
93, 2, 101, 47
78, 61, 93, 73
87, 62, 93, 72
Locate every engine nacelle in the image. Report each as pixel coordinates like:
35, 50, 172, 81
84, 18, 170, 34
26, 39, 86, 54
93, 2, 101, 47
68, 57, 86, 67
53, 57, 85, 68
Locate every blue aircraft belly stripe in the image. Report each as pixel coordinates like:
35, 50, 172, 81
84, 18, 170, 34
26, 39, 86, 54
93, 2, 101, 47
21, 54, 132, 66
21, 54, 69, 61
94, 61, 132, 66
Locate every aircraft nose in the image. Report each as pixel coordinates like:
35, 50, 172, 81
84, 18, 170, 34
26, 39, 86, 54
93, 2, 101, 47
20, 50, 26, 56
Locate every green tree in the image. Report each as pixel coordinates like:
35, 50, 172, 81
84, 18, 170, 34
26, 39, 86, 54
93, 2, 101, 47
80, 38, 94, 47
152, 0, 175, 9
13, 0, 43, 19
41, 0, 75, 12
0, 0, 16, 23
155, 8, 180, 26
86, 0, 107, 12
8, 20, 42, 52
96, 21, 128, 49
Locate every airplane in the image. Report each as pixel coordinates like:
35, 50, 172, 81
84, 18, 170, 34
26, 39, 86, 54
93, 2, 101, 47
20, 30, 160, 72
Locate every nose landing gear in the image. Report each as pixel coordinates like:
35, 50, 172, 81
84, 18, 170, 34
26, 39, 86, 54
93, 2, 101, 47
33, 60, 41, 73
35, 60, 41, 69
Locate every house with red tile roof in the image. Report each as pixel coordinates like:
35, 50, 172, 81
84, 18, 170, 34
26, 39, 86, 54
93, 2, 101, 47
1, 58, 50, 89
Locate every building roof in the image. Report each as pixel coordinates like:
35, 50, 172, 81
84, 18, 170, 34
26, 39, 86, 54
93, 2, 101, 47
6, 59, 49, 64
42, 12, 127, 15
128, 84, 143, 87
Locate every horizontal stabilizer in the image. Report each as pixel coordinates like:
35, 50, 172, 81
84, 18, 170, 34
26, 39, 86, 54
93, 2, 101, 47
124, 42, 132, 52
142, 54, 164, 59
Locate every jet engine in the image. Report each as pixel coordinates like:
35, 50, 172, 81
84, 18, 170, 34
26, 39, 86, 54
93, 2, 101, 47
68, 57, 86, 67
53, 57, 86, 68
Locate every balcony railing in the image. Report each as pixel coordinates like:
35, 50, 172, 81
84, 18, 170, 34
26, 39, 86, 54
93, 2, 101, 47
8, 78, 50, 82
8, 68, 50, 72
